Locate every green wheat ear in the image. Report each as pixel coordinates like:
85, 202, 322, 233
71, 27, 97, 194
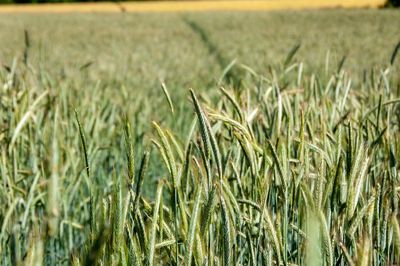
152, 122, 177, 186
161, 82, 175, 114
124, 115, 135, 186
74, 109, 90, 178
190, 88, 212, 159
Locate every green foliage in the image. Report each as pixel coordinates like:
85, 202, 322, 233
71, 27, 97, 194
385, 0, 400, 7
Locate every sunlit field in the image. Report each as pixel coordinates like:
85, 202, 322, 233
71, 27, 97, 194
0, 0, 386, 13
0, 9, 399, 265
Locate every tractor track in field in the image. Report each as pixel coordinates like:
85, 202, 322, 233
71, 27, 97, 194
182, 17, 242, 86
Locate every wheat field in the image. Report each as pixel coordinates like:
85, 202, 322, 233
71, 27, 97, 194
0, 0, 387, 13
0, 8, 399, 266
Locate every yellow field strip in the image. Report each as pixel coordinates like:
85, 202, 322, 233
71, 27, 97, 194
0, 0, 386, 13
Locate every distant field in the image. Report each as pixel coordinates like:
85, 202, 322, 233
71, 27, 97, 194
0, 9, 398, 92
0, 0, 386, 13
0, 9, 399, 265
